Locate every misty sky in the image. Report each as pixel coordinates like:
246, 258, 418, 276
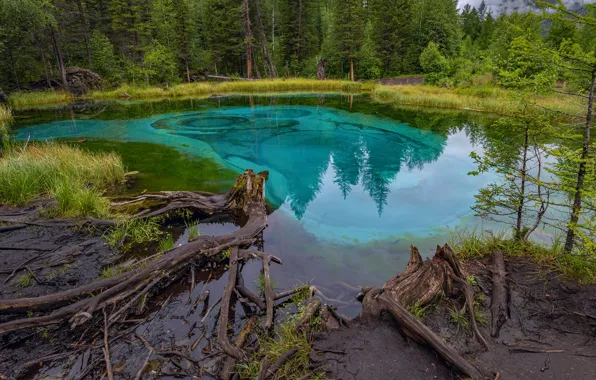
458, 0, 595, 12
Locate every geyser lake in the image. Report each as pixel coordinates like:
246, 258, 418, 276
14, 94, 501, 315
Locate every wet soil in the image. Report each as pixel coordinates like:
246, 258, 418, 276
1, 208, 595, 379
317, 256, 596, 380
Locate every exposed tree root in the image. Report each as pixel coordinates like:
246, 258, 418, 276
0, 170, 269, 336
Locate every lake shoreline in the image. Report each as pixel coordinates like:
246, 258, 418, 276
6, 79, 584, 117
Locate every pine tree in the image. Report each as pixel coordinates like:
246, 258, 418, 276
369, 0, 413, 75
330, 0, 364, 81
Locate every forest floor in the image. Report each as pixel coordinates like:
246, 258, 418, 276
1, 207, 595, 379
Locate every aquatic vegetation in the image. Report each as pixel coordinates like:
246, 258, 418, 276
100, 265, 123, 279
185, 219, 200, 240
0, 142, 125, 207
255, 272, 277, 295
158, 233, 175, 252
8, 90, 75, 109
104, 218, 163, 248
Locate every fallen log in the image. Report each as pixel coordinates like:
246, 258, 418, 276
490, 250, 508, 337
376, 292, 486, 380
0, 170, 269, 335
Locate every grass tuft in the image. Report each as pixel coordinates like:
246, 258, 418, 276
15, 273, 35, 288
0, 142, 125, 210
406, 300, 431, 320
103, 218, 163, 248
158, 233, 175, 252
185, 219, 200, 240
0, 105, 12, 122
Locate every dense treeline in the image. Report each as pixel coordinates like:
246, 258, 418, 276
0, 0, 594, 89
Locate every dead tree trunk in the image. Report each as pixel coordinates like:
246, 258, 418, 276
244, 0, 253, 79
74, 0, 93, 70
317, 58, 327, 80
50, 25, 69, 93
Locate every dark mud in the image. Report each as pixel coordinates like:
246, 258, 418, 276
318, 256, 596, 380
0, 222, 120, 379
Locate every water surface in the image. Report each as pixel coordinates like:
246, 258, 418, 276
14, 95, 499, 315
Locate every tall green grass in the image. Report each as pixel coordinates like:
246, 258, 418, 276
0, 105, 12, 122
8, 90, 75, 110
88, 79, 362, 100
449, 228, 596, 284
372, 84, 584, 116
0, 143, 125, 216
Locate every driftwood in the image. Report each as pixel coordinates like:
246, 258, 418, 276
490, 250, 508, 337
262, 254, 275, 330
295, 298, 322, 332
220, 315, 258, 380
0, 170, 269, 335
263, 348, 299, 379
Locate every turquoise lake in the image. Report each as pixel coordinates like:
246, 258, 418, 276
13, 95, 501, 314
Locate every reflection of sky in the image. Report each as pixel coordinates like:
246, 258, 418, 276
293, 130, 495, 243
15, 105, 496, 245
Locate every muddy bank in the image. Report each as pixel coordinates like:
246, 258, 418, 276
317, 256, 596, 380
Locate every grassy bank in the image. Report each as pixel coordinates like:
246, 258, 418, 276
8, 90, 75, 110
450, 229, 596, 284
0, 142, 125, 217
373, 85, 584, 116
88, 78, 363, 100
6, 79, 584, 117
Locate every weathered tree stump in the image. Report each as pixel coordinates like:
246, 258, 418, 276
360, 244, 489, 379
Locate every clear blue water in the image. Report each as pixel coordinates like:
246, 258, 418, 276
14, 96, 498, 314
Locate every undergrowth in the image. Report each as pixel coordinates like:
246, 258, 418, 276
449, 228, 596, 284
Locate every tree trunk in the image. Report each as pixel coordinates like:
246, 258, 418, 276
245, 0, 253, 79
185, 56, 191, 83
349, 57, 354, 82
0, 87, 7, 105
50, 25, 69, 93
75, 0, 93, 70
254, 0, 277, 77
516, 126, 529, 240
296, 0, 303, 66
564, 67, 595, 253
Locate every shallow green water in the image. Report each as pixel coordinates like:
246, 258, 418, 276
13, 95, 500, 313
